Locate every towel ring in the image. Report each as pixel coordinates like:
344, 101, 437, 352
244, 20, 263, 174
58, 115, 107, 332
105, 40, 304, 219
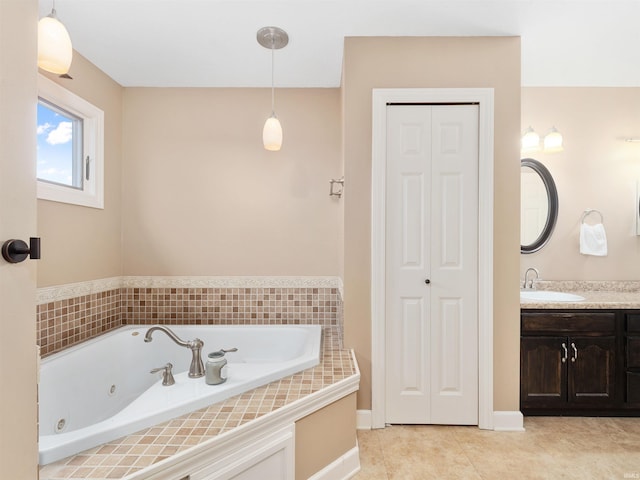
581, 209, 604, 224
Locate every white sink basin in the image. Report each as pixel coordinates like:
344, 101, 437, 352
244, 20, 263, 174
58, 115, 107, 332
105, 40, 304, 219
520, 290, 585, 302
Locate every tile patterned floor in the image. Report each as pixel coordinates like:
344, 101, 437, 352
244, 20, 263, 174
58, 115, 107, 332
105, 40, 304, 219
356, 417, 640, 479
40, 327, 356, 480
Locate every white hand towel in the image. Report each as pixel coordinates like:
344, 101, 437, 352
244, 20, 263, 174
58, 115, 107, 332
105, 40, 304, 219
580, 223, 608, 256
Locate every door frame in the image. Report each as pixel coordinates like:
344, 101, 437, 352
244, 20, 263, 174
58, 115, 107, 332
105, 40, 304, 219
370, 88, 494, 429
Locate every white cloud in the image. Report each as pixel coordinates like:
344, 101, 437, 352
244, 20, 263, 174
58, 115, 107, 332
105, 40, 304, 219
46, 121, 72, 145
37, 122, 52, 135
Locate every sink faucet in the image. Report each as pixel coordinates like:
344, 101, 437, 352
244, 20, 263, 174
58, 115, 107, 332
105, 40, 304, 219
144, 326, 205, 378
523, 267, 539, 289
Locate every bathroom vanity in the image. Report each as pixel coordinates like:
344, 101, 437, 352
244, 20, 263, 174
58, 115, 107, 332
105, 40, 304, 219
520, 285, 640, 416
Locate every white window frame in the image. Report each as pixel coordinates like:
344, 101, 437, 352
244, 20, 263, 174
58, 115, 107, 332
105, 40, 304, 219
37, 74, 104, 209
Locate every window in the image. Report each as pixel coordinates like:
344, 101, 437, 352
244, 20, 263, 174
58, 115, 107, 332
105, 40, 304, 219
37, 74, 104, 209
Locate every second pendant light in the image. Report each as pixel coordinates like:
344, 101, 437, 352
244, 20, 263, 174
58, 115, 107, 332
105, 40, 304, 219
257, 26, 288, 152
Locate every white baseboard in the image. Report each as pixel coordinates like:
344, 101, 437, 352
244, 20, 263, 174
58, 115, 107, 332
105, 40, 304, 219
356, 410, 372, 430
493, 411, 525, 431
307, 445, 360, 480
358, 409, 524, 432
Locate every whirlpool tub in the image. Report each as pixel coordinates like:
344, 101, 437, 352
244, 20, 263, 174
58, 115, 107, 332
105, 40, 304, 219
39, 324, 322, 465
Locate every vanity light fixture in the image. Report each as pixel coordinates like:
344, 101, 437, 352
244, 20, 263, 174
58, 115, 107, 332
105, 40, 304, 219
521, 126, 541, 153
521, 126, 564, 154
37, 0, 73, 75
257, 26, 288, 152
543, 126, 564, 153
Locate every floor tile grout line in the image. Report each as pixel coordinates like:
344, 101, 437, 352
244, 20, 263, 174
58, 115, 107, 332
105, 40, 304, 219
451, 426, 489, 480
374, 428, 391, 480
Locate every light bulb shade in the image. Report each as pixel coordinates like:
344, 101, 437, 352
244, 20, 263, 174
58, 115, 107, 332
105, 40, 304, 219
543, 127, 564, 153
263, 115, 283, 151
521, 126, 540, 153
38, 15, 73, 75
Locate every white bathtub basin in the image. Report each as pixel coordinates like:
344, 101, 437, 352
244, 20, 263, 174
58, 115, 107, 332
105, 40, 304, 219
520, 290, 585, 302
39, 324, 322, 465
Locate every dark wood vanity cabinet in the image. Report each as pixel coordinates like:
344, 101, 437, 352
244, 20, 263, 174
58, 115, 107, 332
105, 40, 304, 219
521, 335, 616, 408
521, 311, 626, 414
626, 314, 640, 405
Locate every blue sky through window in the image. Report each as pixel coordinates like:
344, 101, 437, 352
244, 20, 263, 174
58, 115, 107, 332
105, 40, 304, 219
37, 100, 80, 187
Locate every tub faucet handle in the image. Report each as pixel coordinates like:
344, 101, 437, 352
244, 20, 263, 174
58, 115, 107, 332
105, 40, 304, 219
150, 362, 175, 386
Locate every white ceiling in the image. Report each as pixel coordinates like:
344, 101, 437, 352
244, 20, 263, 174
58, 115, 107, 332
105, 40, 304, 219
40, 0, 640, 88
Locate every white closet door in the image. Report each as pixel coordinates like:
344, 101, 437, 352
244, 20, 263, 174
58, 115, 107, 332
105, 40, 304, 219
385, 105, 433, 423
385, 104, 478, 425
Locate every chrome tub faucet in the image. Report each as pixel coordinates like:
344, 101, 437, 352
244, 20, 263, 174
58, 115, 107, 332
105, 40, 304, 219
144, 326, 205, 378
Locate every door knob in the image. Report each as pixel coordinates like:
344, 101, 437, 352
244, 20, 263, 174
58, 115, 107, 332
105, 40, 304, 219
2, 237, 41, 263
424, 279, 431, 284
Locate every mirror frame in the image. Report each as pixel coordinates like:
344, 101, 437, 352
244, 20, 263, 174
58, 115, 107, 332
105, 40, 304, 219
521, 158, 559, 254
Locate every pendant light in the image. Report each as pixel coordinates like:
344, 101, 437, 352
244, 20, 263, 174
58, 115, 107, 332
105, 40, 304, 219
257, 27, 288, 151
37, 0, 73, 75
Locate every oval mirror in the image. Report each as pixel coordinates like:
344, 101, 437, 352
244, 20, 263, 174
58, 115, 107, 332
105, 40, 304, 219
521, 158, 558, 254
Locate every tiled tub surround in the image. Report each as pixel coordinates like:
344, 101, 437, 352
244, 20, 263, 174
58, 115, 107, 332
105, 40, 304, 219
37, 277, 354, 479
521, 280, 640, 309
39, 326, 359, 480
37, 276, 343, 357
38, 289, 122, 356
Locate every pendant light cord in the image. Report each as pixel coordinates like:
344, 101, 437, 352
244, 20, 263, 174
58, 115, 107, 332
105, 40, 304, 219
270, 40, 275, 116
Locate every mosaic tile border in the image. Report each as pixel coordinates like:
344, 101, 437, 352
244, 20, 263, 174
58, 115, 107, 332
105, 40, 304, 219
37, 289, 123, 356
123, 287, 341, 326
37, 277, 344, 357
38, 276, 344, 305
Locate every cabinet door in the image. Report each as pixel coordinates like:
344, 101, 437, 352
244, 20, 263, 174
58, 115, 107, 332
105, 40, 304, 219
568, 336, 616, 405
521, 336, 567, 407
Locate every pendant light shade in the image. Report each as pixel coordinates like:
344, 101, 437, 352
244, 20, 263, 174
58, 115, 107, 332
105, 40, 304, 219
263, 114, 283, 151
38, 7, 73, 75
257, 26, 288, 152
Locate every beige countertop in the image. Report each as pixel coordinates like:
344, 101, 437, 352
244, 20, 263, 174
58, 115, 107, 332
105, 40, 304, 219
520, 280, 640, 310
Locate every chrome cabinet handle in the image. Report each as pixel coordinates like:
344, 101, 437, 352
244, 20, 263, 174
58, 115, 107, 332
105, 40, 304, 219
561, 342, 568, 363
571, 342, 578, 363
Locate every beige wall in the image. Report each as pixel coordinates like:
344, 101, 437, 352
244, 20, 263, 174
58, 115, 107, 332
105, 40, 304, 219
521, 87, 640, 280
37, 53, 123, 287
342, 37, 522, 411
295, 393, 356, 479
0, 0, 38, 476
121, 88, 343, 276
35, 36, 523, 422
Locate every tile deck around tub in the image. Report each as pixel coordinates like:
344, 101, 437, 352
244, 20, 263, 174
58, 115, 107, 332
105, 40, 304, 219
39, 327, 356, 480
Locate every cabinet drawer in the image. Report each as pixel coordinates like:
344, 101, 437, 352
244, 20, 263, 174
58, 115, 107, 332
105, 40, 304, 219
522, 312, 615, 334
628, 337, 640, 368
627, 372, 640, 404
627, 314, 640, 333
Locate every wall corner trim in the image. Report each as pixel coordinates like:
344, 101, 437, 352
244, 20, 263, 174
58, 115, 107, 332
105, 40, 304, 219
356, 410, 372, 430
492, 411, 525, 432
307, 445, 360, 480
